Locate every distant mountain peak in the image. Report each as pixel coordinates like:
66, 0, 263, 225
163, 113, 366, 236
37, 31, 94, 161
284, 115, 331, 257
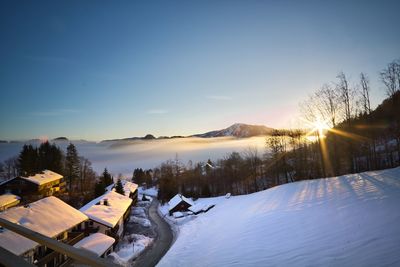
53, 137, 68, 141
192, 123, 273, 138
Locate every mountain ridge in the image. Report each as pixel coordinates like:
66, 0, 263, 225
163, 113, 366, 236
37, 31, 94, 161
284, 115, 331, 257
100, 123, 274, 143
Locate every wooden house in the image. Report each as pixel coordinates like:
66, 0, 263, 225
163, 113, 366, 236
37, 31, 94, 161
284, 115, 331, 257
168, 194, 194, 216
80, 191, 132, 243
0, 196, 88, 266
0, 170, 66, 203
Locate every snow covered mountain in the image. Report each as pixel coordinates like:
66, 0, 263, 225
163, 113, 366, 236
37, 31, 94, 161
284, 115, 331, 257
158, 167, 400, 267
192, 123, 273, 138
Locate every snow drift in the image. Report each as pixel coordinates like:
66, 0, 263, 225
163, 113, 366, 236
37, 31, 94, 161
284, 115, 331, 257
158, 167, 400, 267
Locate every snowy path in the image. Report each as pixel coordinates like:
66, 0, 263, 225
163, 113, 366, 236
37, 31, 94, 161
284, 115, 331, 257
132, 199, 173, 267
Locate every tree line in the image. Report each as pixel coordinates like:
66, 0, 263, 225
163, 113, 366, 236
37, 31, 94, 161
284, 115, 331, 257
1, 141, 98, 207
155, 58, 400, 203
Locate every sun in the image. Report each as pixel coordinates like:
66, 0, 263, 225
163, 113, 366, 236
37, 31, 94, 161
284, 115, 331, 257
312, 119, 331, 137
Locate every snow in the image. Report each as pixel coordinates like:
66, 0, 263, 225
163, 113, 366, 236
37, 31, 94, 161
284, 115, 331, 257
122, 181, 138, 197
80, 191, 132, 228
105, 183, 115, 192
158, 167, 400, 267
73, 233, 115, 256
131, 207, 146, 218
130, 216, 151, 227
172, 212, 184, 218
109, 234, 153, 266
0, 193, 20, 209
187, 203, 215, 214
21, 170, 63, 185
0, 196, 88, 255
187, 204, 205, 214
138, 186, 158, 197
168, 194, 194, 211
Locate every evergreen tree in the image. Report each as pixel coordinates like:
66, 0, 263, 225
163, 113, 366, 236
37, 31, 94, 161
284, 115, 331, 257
18, 144, 38, 175
115, 178, 124, 195
101, 168, 113, 186
132, 168, 145, 184
94, 180, 105, 197
37, 141, 64, 174
65, 143, 80, 192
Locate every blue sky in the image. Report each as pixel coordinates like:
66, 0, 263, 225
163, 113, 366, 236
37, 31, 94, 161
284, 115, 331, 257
0, 0, 399, 141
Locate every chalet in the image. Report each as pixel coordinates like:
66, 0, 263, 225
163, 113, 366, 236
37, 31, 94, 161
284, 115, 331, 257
73, 233, 115, 258
168, 194, 194, 216
80, 191, 132, 242
0, 170, 66, 203
0, 196, 88, 266
0, 193, 20, 211
122, 181, 138, 205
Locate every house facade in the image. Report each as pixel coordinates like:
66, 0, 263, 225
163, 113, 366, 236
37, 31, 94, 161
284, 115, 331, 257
0, 170, 66, 203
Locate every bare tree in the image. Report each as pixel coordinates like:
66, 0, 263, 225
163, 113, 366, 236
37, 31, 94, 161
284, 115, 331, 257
359, 72, 372, 115
380, 59, 400, 98
336, 72, 355, 123
316, 84, 341, 127
4, 156, 18, 179
243, 147, 261, 191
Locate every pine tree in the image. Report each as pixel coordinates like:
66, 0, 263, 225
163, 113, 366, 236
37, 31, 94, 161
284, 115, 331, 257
18, 144, 38, 176
115, 178, 124, 195
101, 168, 113, 186
37, 142, 64, 174
94, 180, 105, 197
66, 143, 80, 192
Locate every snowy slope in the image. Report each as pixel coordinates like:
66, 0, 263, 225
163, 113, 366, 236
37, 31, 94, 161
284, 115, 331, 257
158, 168, 400, 267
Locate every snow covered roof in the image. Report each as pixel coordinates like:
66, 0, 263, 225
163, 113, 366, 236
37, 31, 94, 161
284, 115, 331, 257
122, 181, 138, 197
105, 183, 115, 192
73, 233, 115, 256
168, 194, 194, 211
80, 191, 132, 228
0, 193, 20, 209
20, 170, 63, 185
0, 196, 88, 255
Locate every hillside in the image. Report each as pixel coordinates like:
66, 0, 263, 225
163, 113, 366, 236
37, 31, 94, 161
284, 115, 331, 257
158, 167, 400, 266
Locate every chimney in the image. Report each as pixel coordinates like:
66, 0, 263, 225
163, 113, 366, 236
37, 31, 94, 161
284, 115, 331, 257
103, 199, 109, 206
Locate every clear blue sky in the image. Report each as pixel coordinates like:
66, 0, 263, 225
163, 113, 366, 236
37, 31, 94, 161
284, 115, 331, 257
0, 0, 399, 141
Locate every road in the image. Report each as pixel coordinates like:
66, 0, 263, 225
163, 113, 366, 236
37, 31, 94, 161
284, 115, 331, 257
132, 199, 173, 267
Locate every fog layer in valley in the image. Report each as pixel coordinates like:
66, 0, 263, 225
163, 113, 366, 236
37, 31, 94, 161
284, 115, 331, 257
0, 137, 267, 176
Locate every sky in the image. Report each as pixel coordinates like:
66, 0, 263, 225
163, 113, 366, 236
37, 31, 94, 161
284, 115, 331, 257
0, 0, 399, 141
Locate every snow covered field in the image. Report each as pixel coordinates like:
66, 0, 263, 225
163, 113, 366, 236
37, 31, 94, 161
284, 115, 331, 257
158, 167, 400, 267
0, 137, 265, 176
